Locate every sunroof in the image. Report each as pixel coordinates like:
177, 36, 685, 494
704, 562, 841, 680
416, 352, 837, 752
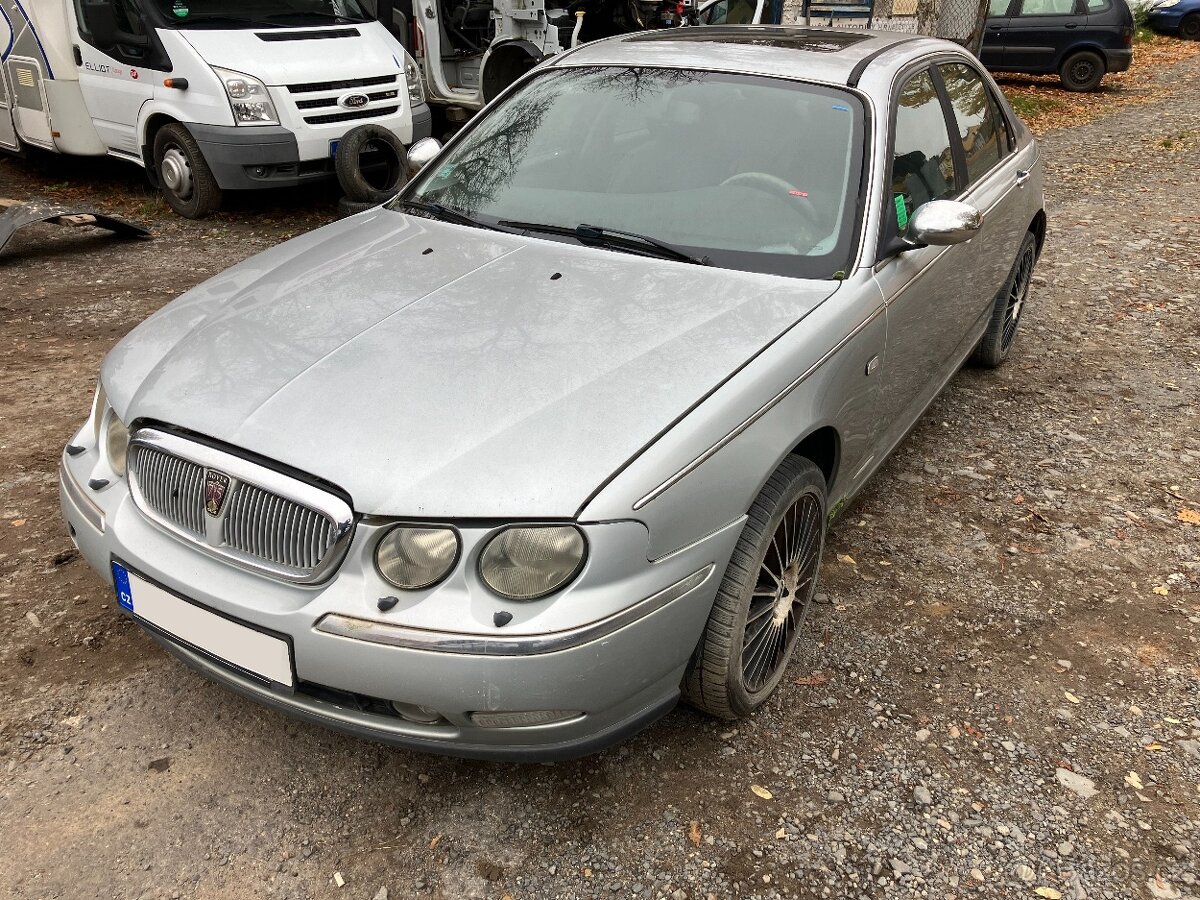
627, 27, 872, 52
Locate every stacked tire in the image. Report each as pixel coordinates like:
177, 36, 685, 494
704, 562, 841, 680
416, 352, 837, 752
335, 124, 410, 218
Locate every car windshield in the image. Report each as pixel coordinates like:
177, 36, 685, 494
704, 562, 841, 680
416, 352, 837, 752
153, 0, 371, 27
398, 67, 866, 279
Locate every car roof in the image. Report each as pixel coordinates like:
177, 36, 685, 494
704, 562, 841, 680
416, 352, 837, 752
546, 26, 959, 87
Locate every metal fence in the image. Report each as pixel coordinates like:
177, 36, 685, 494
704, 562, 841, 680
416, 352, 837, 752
781, 0, 991, 54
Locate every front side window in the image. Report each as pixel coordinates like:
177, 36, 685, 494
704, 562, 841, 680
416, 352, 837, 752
938, 63, 1004, 187
1017, 0, 1076, 15
400, 66, 866, 279
150, 0, 372, 28
890, 69, 956, 234
75, 0, 170, 68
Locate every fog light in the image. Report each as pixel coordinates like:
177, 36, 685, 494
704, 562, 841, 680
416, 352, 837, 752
390, 700, 446, 725
469, 710, 581, 729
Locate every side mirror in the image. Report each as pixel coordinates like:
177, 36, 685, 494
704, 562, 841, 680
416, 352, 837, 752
906, 199, 982, 246
406, 137, 442, 177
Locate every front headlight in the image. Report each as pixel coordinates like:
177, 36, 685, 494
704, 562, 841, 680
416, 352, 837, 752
478, 526, 586, 601
375, 526, 460, 590
104, 410, 129, 477
212, 66, 279, 125
403, 53, 424, 107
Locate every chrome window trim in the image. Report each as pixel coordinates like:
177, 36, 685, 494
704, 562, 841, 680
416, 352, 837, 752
127, 427, 355, 585
315, 564, 715, 656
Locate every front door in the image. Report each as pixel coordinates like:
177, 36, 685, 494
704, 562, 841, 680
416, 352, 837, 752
873, 66, 980, 452
1004, 0, 1083, 71
71, 0, 159, 156
0, 11, 18, 151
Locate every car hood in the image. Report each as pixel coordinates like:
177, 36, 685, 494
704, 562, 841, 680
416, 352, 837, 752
103, 211, 837, 517
177, 25, 400, 86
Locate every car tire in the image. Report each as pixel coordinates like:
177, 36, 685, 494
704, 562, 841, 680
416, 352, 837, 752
971, 231, 1037, 368
1180, 13, 1200, 39
153, 123, 223, 219
335, 124, 409, 205
682, 456, 827, 720
1059, 50, 1105, 91
336, 196, 380, 219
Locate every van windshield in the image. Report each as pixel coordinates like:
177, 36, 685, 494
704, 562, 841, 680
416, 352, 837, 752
398, 67, 866, 280
153, 0, 372, 27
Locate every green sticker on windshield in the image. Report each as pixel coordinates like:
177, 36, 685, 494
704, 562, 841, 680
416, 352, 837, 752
173, 0, 189, 17
894, 194, 908, 229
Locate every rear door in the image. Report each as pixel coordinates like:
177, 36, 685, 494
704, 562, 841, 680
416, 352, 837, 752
980, 0, 1016, 68
1004, 0, 1085, 72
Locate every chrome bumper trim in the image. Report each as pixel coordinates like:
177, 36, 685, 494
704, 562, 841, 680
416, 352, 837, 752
60, 459, 105, 533
315, 564, 715, 656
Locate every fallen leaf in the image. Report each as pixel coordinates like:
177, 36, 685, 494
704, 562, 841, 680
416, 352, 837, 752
1177, 508, 1200, 525
775, 827, 787, 840
794, 672, 829, 687
751, 784, 773, 800
1146, 742, 1164, 751
688, 821, 701, 847
837, 554, 856, 565
428, 834, 441, 850
1152, 585, 1169, 596
1064, 691, 1081, 704
1125, 771, 1144, 790
10, 519, 26, 527
582, 867, 593, 877
1034, 889, 1062, 899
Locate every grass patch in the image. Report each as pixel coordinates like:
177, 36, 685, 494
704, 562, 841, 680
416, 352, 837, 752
1007, 92, 1065, 119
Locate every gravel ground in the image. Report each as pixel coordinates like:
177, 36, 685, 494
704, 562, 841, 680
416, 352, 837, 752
1, 52, 1198, 900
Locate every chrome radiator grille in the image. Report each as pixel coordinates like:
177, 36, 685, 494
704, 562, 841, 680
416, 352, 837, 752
127, 428, 354, 583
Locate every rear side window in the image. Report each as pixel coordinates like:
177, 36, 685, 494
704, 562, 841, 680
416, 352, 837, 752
1018, 0, 1076, 14
1085, 0, 1110, 8
891, 70, 956, 233
938, 63, 1005, 186
987, 0, 1010, 15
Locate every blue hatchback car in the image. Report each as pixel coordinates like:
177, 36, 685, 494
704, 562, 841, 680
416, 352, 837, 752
1146, 0, 1200, 39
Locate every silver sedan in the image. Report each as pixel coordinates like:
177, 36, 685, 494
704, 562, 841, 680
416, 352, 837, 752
60, 26, 1045, 760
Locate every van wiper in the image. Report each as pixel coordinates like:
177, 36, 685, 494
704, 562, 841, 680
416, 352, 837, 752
397, 199, 507, 232
177, 14, 281, 28
498, 220, 710, 266
267, 11, 367, 23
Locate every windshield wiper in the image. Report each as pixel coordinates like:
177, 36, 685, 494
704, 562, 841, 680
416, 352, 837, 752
175, 14, 281, 28
397, 198, 507, 232
497, 220, 710, 266
266, 11, 367, 23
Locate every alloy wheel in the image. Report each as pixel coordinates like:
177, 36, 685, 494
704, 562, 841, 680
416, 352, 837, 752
741, 490, 822, 693
1002, 243, 1035, 351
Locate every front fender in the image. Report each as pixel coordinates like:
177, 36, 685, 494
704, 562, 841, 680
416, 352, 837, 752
580, 271, 887, 560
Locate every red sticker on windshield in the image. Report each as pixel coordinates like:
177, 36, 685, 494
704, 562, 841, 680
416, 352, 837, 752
789, 190, 809, 198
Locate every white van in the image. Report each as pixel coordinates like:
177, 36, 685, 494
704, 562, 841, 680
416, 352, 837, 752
0, 0, 430, 217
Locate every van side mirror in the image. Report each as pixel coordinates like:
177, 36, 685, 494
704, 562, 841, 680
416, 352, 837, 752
406, 137, 442, 177
82, 1, 150, 48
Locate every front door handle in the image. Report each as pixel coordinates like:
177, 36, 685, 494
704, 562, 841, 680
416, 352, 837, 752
1016, 169, 1031, 188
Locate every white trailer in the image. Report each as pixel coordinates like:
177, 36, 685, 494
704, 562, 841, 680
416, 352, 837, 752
0, 0, 431, 217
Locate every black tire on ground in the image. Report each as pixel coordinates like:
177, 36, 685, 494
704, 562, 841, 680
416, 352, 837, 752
153, 123, 223, 219
1180, 13, 1200, 39
1059, 50, 1105, 91
336, 196, 380, 219
971, 230, 1038, 368
682, 456, 827, 720
334, 125, 408, 204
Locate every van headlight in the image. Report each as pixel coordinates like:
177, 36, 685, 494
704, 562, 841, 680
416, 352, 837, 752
403, 53, 424, 107
213, 66, 279, 125
478, 526, 586, 601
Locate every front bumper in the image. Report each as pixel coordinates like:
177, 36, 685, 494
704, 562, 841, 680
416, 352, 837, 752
59, 439, 741, 760
1146, 9, 1187, 31
187, 105, 432, 192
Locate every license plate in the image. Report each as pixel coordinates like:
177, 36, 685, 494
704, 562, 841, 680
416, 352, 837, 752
329, 140, 339, 158
112, 562, 294, 688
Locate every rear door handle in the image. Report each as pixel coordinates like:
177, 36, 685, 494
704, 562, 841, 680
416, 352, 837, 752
1065, 21, 1078, 27
1016, 169, 1031, 188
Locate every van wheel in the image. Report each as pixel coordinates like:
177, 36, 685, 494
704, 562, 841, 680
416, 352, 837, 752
682, 456, 827, 720
1181, 13, 1200, 39
153, 123, 222, 219
971, 231, 1037, 368
1059, 51, 1105, 91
